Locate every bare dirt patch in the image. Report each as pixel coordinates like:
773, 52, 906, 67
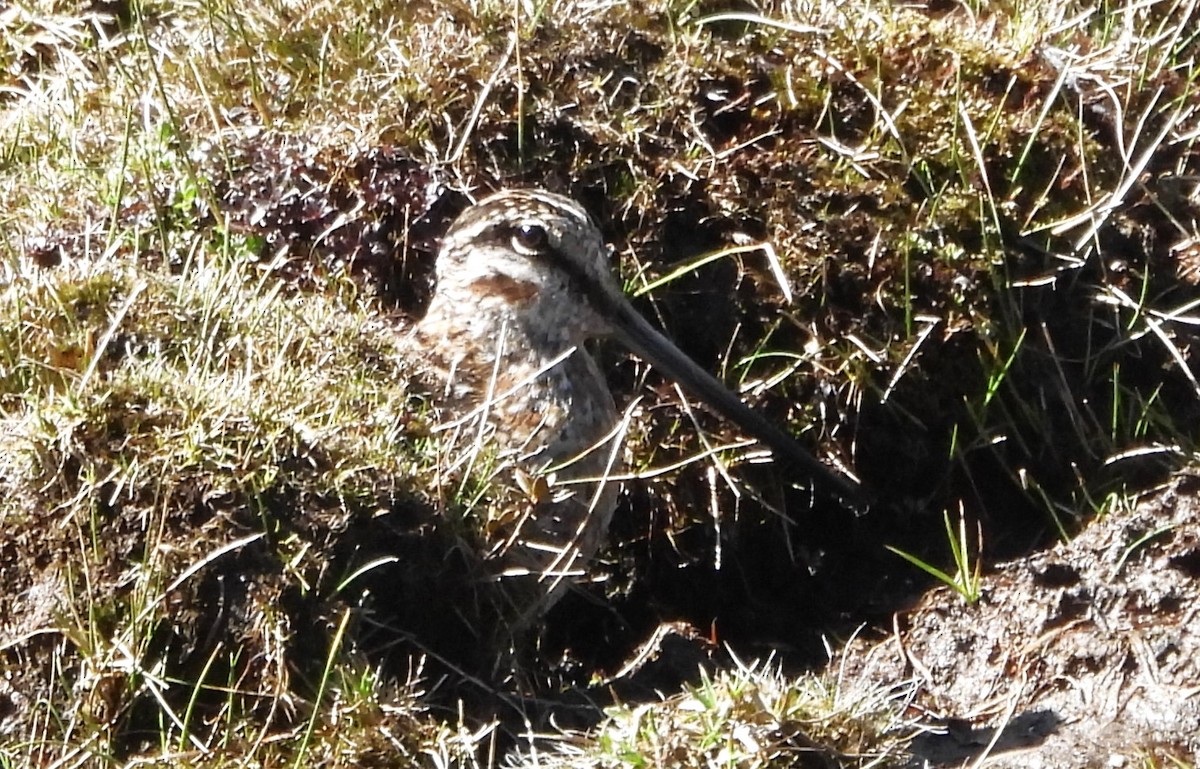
841, 476, 1200, 767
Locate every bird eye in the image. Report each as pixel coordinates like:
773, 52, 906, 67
510, 222, 549, 255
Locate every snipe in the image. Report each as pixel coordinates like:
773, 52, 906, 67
412, 188, 862, 631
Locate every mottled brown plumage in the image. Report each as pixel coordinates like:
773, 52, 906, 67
411, 188, 862, 632
412, 190, 623, 627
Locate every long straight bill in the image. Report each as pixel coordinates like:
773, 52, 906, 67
606, 299, 865, 506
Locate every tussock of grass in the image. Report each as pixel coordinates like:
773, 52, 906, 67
1, 242, 416, 500
0, 235, 444, 761
513, 657, 916, 768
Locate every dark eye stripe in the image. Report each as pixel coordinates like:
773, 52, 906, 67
480, 220, 615, 313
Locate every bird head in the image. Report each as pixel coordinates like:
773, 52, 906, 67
434, 188, 621, 346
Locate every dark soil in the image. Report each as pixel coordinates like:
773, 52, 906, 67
839, 475, 1200, 767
